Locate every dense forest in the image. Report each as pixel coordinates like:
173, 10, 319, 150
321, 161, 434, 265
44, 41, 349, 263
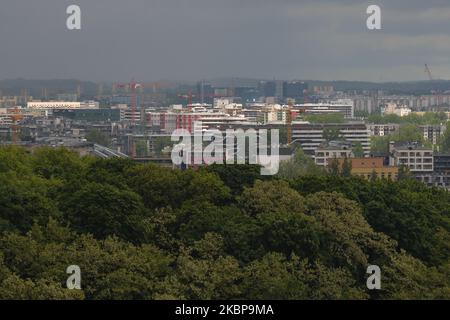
0, 146, 449, 300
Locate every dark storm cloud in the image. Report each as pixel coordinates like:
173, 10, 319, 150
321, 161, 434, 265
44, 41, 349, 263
1, 0, 450, 81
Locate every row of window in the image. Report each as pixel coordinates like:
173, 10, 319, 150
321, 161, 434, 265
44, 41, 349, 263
398, 158, 433, 164
356, 173, 397, 180
398, 152, 433, 157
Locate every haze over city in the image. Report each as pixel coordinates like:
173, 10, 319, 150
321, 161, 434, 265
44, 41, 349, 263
2, 0, 450, 82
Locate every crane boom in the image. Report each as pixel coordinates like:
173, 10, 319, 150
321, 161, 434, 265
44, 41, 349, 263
425, 64, 433, 81
114, 80, 141, 126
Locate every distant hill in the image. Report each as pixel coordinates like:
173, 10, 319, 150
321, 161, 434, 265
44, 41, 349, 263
0, 79, 98, 98
203, 77, 450, 95
3, 78, 450, 97
307, 80, 450, 95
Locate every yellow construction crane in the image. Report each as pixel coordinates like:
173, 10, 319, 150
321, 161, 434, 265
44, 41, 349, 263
10, 107, 24, 144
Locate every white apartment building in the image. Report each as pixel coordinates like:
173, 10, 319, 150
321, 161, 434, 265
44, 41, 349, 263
292, 122, 371, 156
384, 103, 412, 117
27, 101, 99, 110
298, 101, 354, 119
390, 142, 434, 172
314, 143, 354, 167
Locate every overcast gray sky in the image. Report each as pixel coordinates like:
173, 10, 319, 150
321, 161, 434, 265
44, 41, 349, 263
1, 0, 450, 82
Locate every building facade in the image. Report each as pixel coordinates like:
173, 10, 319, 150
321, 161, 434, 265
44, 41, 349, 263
343, 157, 399, 181
292, 122, 371, 156
368, 124, 400, 137
314, 142, 354, 167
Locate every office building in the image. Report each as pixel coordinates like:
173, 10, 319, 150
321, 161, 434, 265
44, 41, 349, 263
292, 122, 370, 156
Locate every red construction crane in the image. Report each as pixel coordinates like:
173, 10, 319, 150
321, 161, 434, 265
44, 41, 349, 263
114, 80, 142, 126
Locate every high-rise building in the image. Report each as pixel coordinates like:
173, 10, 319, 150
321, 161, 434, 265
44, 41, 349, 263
420, 125, 446, 145
283, 81, 308, 100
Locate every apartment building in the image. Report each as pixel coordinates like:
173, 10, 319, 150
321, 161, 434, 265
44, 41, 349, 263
420, 125, 446, 145
27, 101, 99, 110
146, 111, 247, 134
368, 124, 400, 137
314, 141, 354, 167
434, 154, 450, 189
390, 142, 434, 173
292, 122, 371, 156
297, 101, 354, 119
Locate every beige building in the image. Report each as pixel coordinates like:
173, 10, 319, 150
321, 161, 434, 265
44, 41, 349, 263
336, 158, 399, 181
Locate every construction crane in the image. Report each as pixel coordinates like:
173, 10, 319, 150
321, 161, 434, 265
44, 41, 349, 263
114, 80, 143, 158
425, 64, 433, 81
176, 91, 195, 112
114, 80, 142, 126
425, 64, 443, 107
9, 107, 24, 144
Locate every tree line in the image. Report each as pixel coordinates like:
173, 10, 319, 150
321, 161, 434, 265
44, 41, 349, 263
0, 146, 449, 299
